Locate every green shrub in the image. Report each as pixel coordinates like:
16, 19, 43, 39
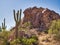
21, 37, 37, 45
48, 29, 59, 34
0, 30, 10, 45
23, 22, 32, 28
31, 35, 38, 40
10, 35, 38, 45
44, 30, 48, 34
48, 20, 60, 41
10, 39, 21, 45
48, 29, 53, 34
54, 32, 60, 41
48, 20, 60, 34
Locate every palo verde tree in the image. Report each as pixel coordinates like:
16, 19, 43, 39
13, 9, 22, 45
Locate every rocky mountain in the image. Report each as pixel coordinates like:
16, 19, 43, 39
8, 7, 60, 45
22, 7, 60, 31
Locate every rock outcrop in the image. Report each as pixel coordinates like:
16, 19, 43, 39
23, 7, 60, 31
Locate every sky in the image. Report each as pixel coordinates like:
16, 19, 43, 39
0, 0, 60, 30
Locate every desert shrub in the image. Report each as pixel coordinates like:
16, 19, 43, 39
18, 35, 38, 45
48, 29, 59, 34
21, 37, 37, 45
48, 20, 60, 34
48, 29, 52, 34
44, 30, 48, 34
48, 20, 60, 41
10, 34, 38, 45
24, 22, 31, 27
0, 29, 11, 45
31, 35, 38, 40
23, 22, 32, 29
54, 32, 60, 41
10, 39, 21, 45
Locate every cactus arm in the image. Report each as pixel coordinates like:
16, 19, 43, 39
13, 10, 17, 23
17, 10, 19, 23
4, 18, 5, 28
19, 9, 22, 23
2, 23, 3, 29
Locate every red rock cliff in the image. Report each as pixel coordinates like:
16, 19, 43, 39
23, 7, 60, 31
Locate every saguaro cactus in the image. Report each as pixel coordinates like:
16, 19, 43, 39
13, 9, 22, 25
0, 26, 2, 32
2, 18, 6, 30
13, 9, 22, 45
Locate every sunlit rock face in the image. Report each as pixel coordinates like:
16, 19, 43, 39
23, 7, 60, 31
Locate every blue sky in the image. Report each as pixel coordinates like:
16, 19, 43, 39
0, 0, 60, 29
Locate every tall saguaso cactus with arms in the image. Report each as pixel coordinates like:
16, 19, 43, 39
13, 9, 22, 24
13, 9, 22, 45
2, 18, 6, 30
